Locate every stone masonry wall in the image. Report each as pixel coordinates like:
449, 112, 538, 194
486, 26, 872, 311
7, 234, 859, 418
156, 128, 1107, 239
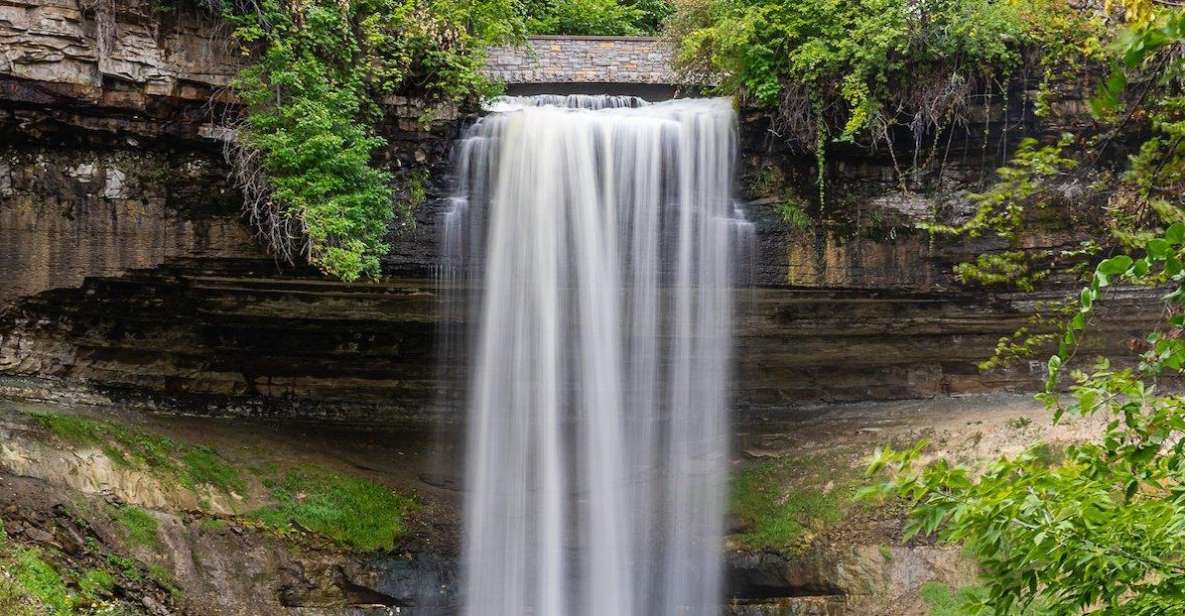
484, 35, 676, 85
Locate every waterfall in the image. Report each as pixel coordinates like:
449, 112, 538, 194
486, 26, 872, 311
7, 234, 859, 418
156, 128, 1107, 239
441, 95, 750, 616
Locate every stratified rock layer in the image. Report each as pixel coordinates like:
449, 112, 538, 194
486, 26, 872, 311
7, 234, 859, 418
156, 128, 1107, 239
0, 1, 1163, 424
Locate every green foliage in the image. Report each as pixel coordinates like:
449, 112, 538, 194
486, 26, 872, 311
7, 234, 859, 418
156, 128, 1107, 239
32, 413, 244, 496
977, 301, 1075, 372
921, 136, 1077, 292
920, 582, 1051, 615
224, 0, 521, 281
920, 583, 988, 616
925, 136, 1079, 241
11, 549, 72, 616
866, 24, 1185, 601
670, 0, 1101, 200
867, 222, 1185, 614
77, 569, 115, 604
114, 507, 160, 550
1092, 13, 1185, 250
731, 455, 860, 553
628, 0, 674, 32
1091, 10, 1185, 115
252, 466, 418, 551
953, 252, 1047, 292
777, 198, 812, 231
672, 0, 1097, 139
526, 0, 668, 35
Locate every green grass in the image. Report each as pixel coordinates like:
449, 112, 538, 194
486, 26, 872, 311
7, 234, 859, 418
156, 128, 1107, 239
252, 466, 418, 551
104, 555, 141, 584
114, 507, 159, 549
10, 548, 73, 616
921, 582, 985, 616
0, 503, 164, 615
920, 582, 1052, 616
0, 573, 36, 616
731, 454, 862, 553
0, 543, 153, 616
144, 563, 180, 601
199, 518, 227, 532
77, 569, 114, 602
31, 413, 244, 495
181, 446, 247, 494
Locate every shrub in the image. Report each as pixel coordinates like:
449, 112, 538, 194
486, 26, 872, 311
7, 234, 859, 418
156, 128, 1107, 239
868, 227, 1185, 614
222, 0, 523, 281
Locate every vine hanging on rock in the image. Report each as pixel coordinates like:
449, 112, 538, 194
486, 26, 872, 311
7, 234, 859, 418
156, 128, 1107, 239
213, 0, 521, 281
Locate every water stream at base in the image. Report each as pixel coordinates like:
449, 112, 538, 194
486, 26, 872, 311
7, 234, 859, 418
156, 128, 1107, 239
440, 94, 751, 616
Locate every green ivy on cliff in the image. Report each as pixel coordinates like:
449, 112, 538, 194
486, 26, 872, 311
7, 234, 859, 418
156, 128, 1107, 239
923, 134, 1078, 292
668, 0, 1104, 199
926, 7, 1185, 371
221, 0, 522, 281
866, 12, 1185, 615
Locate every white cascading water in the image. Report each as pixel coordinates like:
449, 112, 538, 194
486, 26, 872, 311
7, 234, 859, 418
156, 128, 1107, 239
441, 94, 750, 616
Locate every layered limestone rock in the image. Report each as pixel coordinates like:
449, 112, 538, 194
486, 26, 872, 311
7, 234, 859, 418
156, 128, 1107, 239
0, 145, 253, 303
0, 0, 235, 96
0, 0, 1162, 424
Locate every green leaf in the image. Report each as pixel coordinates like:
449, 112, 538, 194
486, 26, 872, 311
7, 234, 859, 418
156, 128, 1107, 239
1147, 239, 1172, 260
1166, 223, 1185, 245
1098, 255, 1133, 276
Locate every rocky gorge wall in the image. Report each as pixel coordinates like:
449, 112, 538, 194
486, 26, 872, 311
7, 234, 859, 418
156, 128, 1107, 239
0, 1, 1160, 426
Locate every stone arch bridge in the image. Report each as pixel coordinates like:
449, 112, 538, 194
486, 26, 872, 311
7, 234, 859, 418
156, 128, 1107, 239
484, 35, 685, 100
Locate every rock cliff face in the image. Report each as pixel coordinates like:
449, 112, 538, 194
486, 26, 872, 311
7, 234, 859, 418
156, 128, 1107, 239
0, 1, 1158, 425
